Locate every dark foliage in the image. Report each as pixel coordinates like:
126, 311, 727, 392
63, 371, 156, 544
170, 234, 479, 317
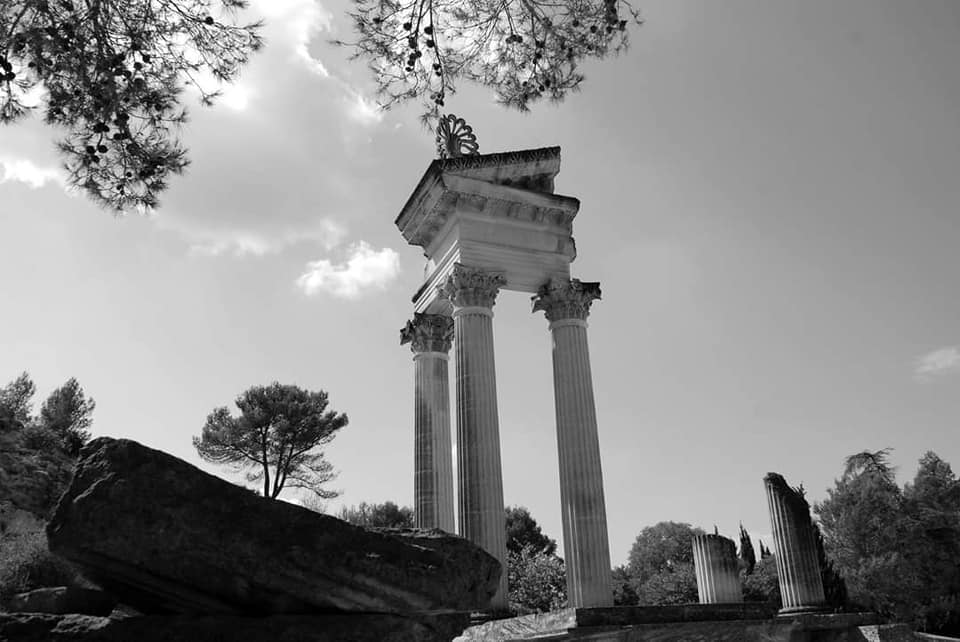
38, 377, 95, 456
194, 382, 348, 500
816, 449, 960, 634
0, 0, 262, 210
336, 0, 643, 121
505, 505, 557, 556
337, 501, 414, 528
507, 544, 566, 614
738, 523, 756, 576
611, 564, 638, 606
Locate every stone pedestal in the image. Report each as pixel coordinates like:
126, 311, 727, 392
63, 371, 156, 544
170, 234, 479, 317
533, 279, 612, 608
401, 314, 455, 532
691, 534, 743, 604
440, 264, 509, 609
764, 473, 827, 615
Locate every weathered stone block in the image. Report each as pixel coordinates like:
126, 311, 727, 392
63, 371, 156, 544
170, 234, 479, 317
47, 437, 500, 615
0, 612, 471, 641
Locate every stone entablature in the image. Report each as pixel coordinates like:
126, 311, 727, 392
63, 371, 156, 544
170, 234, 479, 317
533, 279, 602, 323
396, 148, 581, 314
400, 314, 454, 354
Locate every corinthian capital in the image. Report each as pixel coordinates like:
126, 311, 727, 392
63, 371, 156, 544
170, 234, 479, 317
532, 278, 602, 322
437, 263, 506, 309
400, 313, 454, 353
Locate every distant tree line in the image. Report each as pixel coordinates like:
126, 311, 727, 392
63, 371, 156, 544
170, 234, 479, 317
0, 371, 95, 456
815, 449, 960, 634
611, 449, 960, 636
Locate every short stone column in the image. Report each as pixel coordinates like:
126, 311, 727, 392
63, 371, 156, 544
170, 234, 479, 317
401, 313, 455, 532
692, 534, 743, 603
439, 264, 509, 609
764, 473, 827, 615
532, 278, 613, 608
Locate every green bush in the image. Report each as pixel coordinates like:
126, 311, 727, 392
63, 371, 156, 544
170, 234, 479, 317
20, 424, 61, 453
0, 529, 83, 609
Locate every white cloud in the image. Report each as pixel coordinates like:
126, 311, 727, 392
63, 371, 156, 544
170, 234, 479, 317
0, 156, 64, 189
182, 219, 347, 258
252, 0, 332, 78
914, 346, 960, 381
218, 82, 256, 112
346, 92, 385, 126
296, 242, 401, 299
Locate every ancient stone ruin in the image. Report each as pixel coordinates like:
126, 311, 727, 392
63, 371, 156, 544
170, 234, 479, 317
764, 472, 828, 615
691, 533, 743, 604
397, 123, 612, 610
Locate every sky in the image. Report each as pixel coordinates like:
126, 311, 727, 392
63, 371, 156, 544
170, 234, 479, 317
2, 0, 959, 564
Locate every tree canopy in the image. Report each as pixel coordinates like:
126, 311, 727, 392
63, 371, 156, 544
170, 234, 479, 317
815, 449, 960, 634
627, 521, 703, 583
505, 505, 557, 556
37, 377, 95, 456
0, 372, 35, 428
0, 371, 95, 456
193, 382, 348, 500
0, 0, 262, 210
337, 0, 643, 119
613, 521, 705, 606
337, 501, 414, 528
507, 544, 566, 614
503, 506, 565, 614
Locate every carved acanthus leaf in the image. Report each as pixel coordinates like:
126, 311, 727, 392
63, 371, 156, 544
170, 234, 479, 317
437, 263, 505, 309
532, 278, 601, 322
400, 313, 454, 353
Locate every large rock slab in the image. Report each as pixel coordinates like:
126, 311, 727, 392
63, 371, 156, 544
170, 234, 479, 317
46, 437, 499, 615
0, 612, 471, 642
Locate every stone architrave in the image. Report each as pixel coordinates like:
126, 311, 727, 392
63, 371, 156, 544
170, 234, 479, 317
532, 278, 613, 608
401, 313, 455, 532
691, 534, 743, 604
438, 264, 509, 609
764, 473, 827, 615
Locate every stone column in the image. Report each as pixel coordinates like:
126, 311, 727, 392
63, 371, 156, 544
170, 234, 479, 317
438, 264, 509, 609
532, 278, 613, 608
764, 473, 827, 615
692, 534, 743, 604
401, 313, 455, 532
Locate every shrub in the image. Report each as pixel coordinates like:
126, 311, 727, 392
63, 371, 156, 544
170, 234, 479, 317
20, 424, 61, 453
0, 529, 83, 609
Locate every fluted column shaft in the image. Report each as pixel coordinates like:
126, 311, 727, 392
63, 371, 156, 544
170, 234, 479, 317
402, 314, 455, 532
440, 265, 509, 609
692, 534, 743, 604
534, 278, 613, 608
764, 473, 826, 615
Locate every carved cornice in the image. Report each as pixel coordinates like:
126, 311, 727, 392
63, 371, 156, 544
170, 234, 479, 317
532, 278, 602, 322
437, 264, 506, 309
395, 147, 576, 251
437, 146, 560, 174
400, 313, 454, 353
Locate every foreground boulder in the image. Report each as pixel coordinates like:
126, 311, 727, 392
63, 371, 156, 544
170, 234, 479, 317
9, 587, 116, 616
0, 612, 470, 642
47, 438, 499, 615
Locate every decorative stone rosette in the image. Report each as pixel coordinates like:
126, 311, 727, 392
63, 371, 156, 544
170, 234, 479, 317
400, 313, 454, 353
437, 264, 506, 309
532, 278, 602, 322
